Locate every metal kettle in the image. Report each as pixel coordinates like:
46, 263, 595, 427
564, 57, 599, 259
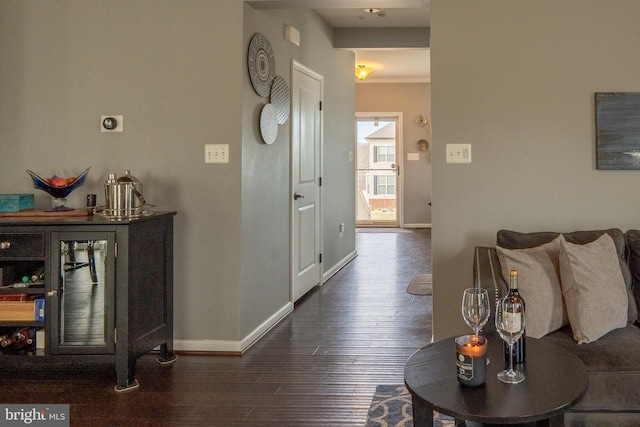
104, 170, 146, 218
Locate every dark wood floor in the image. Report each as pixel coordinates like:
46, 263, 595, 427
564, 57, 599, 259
0, 229, 432, 426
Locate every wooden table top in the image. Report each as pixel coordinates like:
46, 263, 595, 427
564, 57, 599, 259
404, 334, 588, 425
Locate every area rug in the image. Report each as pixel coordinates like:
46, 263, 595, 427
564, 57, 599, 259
365, 384, 454, 427
406, 274, 432, 296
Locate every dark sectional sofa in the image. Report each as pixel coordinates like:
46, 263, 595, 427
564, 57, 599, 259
475, 229, 640, 427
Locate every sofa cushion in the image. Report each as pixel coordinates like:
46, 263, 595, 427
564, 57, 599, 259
559, 233, 628, 344
623, 229, 640, 323
496, 236, 567, 338
543, 324, 640, 412
497, 229, 637, 323
544, 324, 640, 373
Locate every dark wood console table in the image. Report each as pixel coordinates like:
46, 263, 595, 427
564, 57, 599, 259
404, 335, 588, 426
0, 211, 177, 391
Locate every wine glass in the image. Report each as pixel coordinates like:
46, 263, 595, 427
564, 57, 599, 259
495, 295, 526, 384
461, 288, 490, 336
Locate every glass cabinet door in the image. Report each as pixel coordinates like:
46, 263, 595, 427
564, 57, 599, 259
48, 232, 115, 355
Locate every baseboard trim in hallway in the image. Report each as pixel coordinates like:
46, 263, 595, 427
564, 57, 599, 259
322, 249, 358, 283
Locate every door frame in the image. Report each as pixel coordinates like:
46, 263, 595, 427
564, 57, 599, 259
355, 112, 404, 227
290, 60, 323, 302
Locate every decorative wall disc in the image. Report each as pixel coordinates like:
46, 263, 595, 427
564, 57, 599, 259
248, 33, 275, 97
270, 76, 290, 125
260, 103, 278, 144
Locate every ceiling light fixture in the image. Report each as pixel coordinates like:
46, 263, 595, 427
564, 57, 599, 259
363, 8, 387, 18
355, 64, 372, 81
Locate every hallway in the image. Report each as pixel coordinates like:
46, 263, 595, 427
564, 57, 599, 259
0, 229, 432, 426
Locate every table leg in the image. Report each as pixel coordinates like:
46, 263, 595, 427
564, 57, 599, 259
411, 395, 433, 427
539, 413, 564, 427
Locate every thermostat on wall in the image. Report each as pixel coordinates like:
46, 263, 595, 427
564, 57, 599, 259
101, 115, 123, 132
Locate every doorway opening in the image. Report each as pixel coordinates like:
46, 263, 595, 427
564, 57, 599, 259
355, 113, 402, 227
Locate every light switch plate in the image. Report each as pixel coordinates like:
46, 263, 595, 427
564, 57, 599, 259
446, 144, 471, 163
205, 144, 229, 163
407, 152, 420, 161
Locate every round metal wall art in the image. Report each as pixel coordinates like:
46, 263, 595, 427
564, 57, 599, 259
270, 76, 290, 125
260, 103, 278, 145
248, 33, 275, 98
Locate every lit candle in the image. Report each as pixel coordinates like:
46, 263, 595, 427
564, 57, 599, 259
456, 335, 488, 387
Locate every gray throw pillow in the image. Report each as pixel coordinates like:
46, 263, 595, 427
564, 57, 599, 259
559, 233, 628, 344
497, 236, 567, 339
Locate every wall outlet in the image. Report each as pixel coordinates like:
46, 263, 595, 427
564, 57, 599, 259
205, 144, 229, 164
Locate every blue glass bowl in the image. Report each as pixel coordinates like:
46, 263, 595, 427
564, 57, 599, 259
26, 167, 91, 210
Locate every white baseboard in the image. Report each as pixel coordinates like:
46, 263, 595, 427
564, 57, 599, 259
173, 252, 360, 354
322, 249, 357, 282
240, 302, 293, 352
174, 338, 242, 353
173, 302, 293, 354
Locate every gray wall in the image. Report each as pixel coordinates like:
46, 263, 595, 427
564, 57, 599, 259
0, 1, 356, 351
241, 6, 356, 338
356, 83, 432, 226
431, 0, 640, 339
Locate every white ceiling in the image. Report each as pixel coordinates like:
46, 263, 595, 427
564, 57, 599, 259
248, 1, 431, 83
351, 48, 430, 83
316, 7, 430, 83
314, 6, 429, 28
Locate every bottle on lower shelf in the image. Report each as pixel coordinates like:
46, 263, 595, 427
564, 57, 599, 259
0, 328, 37, 354
0, 334, 12, 348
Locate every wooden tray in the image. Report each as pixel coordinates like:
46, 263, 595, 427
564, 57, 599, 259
0, 209, 88, 218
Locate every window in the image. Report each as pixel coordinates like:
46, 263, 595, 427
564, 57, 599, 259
374, 145, 395, 163
373, 175, 396, 195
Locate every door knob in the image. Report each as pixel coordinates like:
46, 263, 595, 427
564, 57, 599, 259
293, 193, 305, 200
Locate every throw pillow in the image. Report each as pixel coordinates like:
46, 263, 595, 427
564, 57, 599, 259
559, 233, 628, 344
496, 236, 567, 339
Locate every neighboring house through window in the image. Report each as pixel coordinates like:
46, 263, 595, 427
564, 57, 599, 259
374, 145, 395, 163
374, 174, 396, 195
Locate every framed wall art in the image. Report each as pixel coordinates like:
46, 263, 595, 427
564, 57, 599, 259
596, 92, 640, 170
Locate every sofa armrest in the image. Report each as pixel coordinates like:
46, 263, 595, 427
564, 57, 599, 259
473, 246, 507, 332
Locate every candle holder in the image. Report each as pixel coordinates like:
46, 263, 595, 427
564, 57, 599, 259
456, 335, 488, 387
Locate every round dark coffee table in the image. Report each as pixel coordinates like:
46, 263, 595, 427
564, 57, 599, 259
404, 335, 587, 426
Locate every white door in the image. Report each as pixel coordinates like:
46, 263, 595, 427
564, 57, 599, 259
355, 114, 403, 227
291, 62, 322, 302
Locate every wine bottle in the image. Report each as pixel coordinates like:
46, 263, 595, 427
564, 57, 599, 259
12, 328, 34, 350
0, 334, 12, 348
503, 269, 526, 364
